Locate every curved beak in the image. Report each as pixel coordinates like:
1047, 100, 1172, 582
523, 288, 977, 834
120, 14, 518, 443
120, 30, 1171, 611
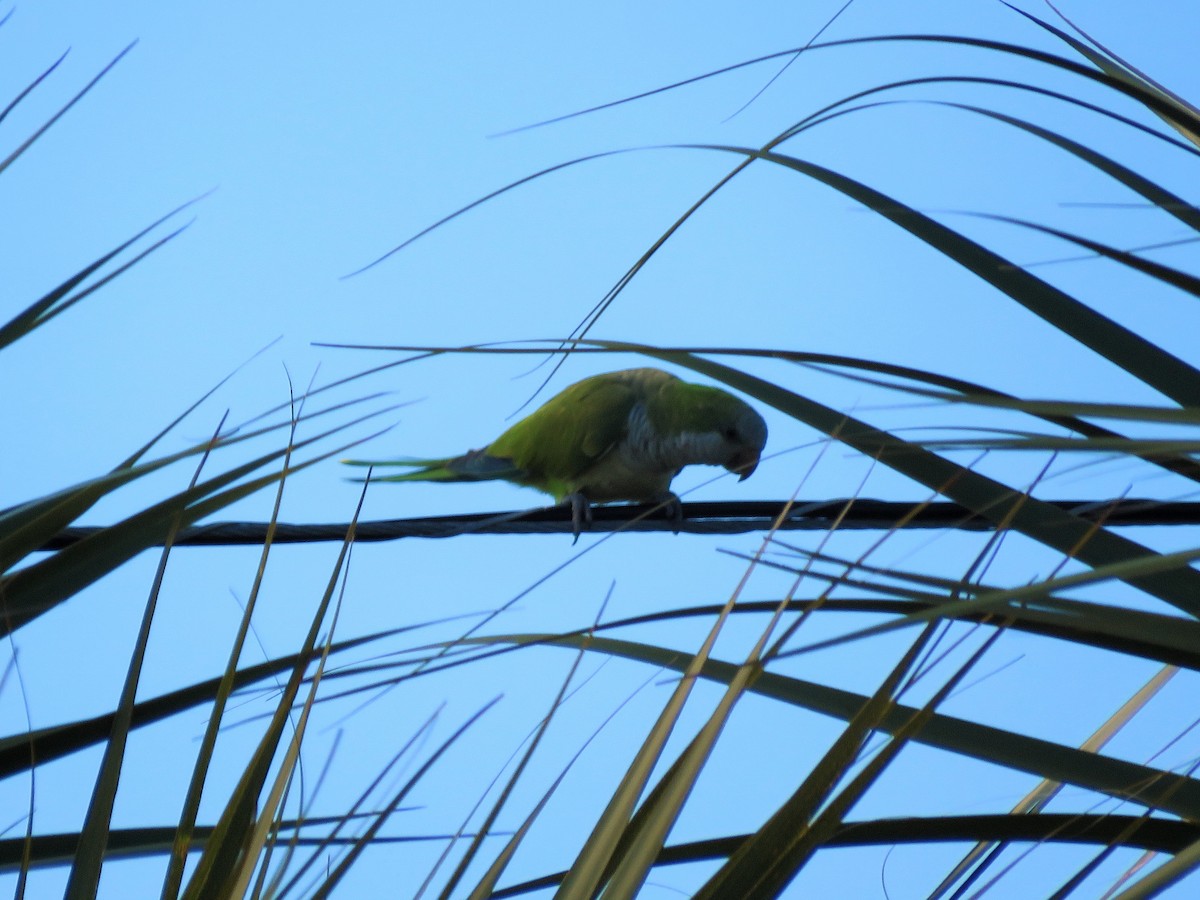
727, 450, 760, 481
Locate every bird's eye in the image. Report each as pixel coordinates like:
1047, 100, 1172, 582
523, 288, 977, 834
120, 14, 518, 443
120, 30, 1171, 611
722, 427, 738, 440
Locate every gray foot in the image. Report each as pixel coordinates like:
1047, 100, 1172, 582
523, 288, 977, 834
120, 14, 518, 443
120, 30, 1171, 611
650, 491, 683, 533
563, 492, 593, 543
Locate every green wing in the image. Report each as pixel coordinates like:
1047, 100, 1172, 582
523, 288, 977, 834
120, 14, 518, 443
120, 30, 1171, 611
487, 373, 637, 499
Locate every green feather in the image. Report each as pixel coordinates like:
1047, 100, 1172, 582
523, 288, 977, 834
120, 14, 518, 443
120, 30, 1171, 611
343, 367, 767, 504
486, 372, 639, 498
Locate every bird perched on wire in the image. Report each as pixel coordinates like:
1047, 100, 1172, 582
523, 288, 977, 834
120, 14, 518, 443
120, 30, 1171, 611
343, 367, 767, 537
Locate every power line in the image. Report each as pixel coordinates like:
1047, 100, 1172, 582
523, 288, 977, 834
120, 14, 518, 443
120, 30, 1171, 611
38, 498, 1200, 548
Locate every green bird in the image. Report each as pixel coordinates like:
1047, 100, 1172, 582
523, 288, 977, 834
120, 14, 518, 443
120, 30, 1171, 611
345, 367, 768, 536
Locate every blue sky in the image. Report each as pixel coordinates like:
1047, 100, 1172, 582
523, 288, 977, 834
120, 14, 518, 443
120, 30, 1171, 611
4, 0, 1200, 896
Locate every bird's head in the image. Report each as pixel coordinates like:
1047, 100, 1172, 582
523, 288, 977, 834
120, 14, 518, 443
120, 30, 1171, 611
663, 382, 768, 480
716, 400, 768, 481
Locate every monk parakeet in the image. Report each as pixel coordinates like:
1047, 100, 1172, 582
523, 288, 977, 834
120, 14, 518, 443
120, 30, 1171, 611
345, 367, 767, 535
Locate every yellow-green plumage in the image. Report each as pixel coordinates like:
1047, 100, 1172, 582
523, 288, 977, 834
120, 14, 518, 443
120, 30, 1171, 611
346, 368, 767, 509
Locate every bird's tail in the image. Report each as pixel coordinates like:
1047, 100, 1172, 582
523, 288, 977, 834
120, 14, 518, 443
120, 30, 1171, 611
341, 449, 522, 484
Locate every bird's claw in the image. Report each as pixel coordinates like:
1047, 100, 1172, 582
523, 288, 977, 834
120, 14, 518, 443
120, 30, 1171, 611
564, 492, 593, 544
651, 491, 684, 534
